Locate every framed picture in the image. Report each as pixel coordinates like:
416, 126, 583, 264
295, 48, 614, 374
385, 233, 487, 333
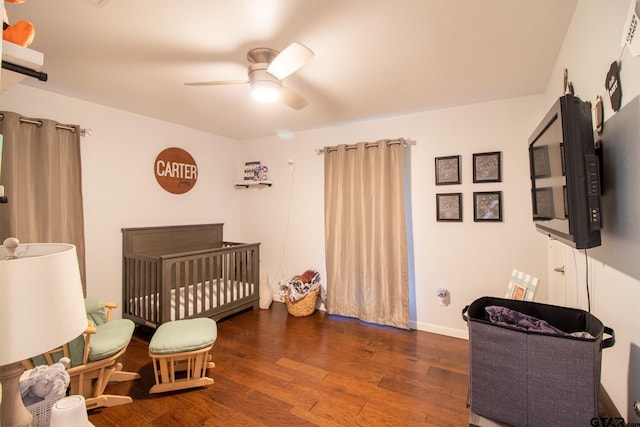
531, 146, 550, 178
509, 283, 528, 300
505, 269, 539, 301
534, 187, 554, 219
473, 191, 502, 222
473, 151, 502, 183
435, 155, 461, 185
436, 193, 462, 222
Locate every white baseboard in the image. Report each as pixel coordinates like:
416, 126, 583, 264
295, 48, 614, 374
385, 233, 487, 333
272, 293, 469, 340
410, 320, 469, 340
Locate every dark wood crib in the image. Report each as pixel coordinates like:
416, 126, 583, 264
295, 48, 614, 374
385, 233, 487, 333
122, 224, 260, 328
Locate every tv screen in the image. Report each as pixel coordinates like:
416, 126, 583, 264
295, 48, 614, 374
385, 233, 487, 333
529, 95, 602, 249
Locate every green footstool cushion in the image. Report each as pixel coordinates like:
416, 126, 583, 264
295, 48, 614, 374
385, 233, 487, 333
149, 318, 217, 355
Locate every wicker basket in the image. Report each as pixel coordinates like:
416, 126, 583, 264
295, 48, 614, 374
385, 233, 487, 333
285, 286, 320, 317
27, 397, 61, 427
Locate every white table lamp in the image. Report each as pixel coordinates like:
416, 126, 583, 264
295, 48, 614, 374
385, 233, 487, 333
0, 238, 88, 427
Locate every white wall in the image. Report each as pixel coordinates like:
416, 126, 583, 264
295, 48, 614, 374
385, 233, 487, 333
236, 0, 640, 417
0, 85, 245, 313
1, 0, 637, 417
238, 94, 549, 339
541, 0, 640, 421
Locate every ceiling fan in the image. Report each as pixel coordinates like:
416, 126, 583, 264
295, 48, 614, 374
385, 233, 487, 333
185, 42, 314, 110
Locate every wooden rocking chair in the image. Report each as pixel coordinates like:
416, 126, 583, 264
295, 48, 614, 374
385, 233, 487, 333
23, 299, 140, 410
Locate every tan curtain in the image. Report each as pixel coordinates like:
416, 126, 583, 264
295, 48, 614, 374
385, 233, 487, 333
0, 111, 87, 292
324, 139, 409, 329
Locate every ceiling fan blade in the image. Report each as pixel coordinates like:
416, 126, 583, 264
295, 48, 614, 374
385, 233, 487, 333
280, 85, 308, 110
184, 80, 248, 86
267, 42, 314, 80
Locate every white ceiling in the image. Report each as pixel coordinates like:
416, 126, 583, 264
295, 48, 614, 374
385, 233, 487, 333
7, 0, 578, 140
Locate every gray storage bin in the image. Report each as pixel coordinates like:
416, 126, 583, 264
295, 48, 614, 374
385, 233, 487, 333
463, 296, 615, 427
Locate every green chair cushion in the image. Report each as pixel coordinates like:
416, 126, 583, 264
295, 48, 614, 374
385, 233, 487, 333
29, 333, 84, 368
87, 318, 135, 362
85, 297, 108, 326
30, 300, 133, 367
149, 318, 217, 355
67, 334, 86, 367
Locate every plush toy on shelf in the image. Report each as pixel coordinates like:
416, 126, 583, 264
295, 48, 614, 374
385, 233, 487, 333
3, 0, 35, 47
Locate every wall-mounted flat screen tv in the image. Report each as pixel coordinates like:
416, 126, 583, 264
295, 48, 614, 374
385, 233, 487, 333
528, 94, 602, 249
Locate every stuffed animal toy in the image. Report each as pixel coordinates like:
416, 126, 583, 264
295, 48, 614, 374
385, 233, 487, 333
259, 271, 273, 309
19, 357, 71, 406
3, 0, 35, 47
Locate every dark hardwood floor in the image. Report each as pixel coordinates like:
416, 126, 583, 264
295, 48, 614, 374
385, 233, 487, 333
87, 302, 471, 426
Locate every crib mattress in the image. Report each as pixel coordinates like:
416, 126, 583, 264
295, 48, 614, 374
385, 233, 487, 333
129, 279, 255, 321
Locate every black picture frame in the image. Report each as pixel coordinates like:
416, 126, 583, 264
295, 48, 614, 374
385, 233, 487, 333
436, 193, 462, 222
532, 146, 551, 178
435, 155, 461, 185
473, 151, 502, 183
534, 187, 554, 219
474, 191, 502, 222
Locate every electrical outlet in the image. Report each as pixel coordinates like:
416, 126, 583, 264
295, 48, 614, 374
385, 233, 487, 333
437, 288, 449, 306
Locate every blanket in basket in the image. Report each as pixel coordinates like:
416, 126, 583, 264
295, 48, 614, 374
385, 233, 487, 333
281, 270, 320, 302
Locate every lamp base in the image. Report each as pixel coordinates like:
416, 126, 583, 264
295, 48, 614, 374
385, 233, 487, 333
0, 362, 33, 427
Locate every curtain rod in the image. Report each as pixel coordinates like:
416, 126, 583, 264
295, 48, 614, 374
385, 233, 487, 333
0, 113, 92, 136
1, 61, 48, 82
315, 138, 416, 155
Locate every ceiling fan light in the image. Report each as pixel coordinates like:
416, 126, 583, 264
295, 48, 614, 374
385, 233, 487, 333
251, 80, 281, 103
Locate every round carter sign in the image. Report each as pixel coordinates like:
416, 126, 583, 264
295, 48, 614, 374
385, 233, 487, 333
154, 147, 198, 194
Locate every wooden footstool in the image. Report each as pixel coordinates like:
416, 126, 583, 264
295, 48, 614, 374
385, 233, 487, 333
148, 317, 217, 394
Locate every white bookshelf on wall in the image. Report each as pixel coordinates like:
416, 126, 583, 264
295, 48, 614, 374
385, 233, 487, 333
1, 40, 45, 93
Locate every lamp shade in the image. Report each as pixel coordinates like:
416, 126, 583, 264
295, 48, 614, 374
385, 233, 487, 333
0, 242, 88, 365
